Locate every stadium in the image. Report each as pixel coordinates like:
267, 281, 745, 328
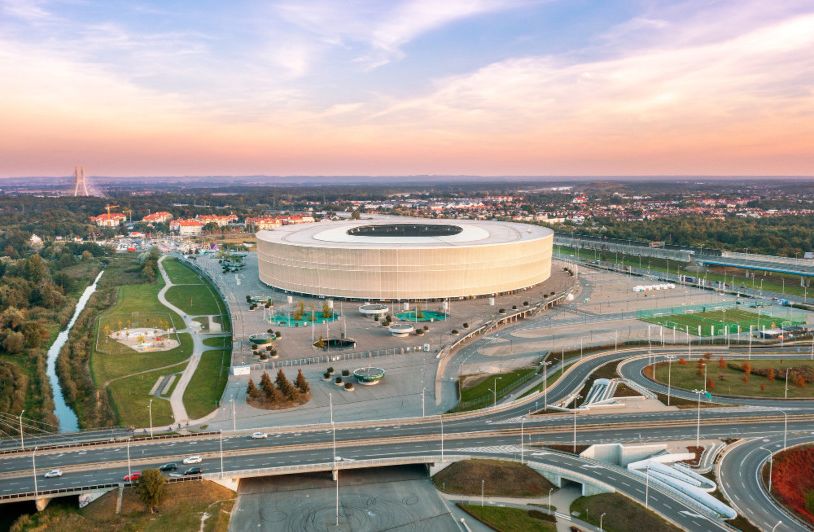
256, 218, 553, 301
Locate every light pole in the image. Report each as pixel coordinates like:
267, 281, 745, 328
600, 512, 606, 531
644, 464, 650, 510
421, 387, 425, 418
665, 355, 675, 406
520, 417, 525, 465
763, 448, 774, 493
784, 368, 789, 399
548, 487, 554, 512
692, 389, 704, 449
481, 479, 485, 507
126, 438, 132, 479
219, 430, 224, 479
781, 410, 788, 450
489, 376, 503, 408
19, 409, 24, 451
542, 361, 552, 410
572, 395, 582, 453
32, 446, 38, 497
771, 521, 782, 532
148, 399, 153, 437
440, 415, 445, 462
231, 398, 236, 432
332, 395, 338, 528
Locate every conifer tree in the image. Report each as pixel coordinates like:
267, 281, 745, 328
295, 369, 310, 394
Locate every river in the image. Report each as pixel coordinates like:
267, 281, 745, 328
46, 270, 104, 432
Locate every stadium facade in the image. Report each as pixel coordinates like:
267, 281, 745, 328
256, 218, 553, 301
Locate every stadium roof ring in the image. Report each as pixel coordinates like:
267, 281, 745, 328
256, 217, 553, 301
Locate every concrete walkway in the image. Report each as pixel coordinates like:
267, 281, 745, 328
156, 255, 227, 426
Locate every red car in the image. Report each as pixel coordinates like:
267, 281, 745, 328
123, 471, 141, 482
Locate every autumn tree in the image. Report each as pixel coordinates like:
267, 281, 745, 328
135, 469, 166, 513
247, 378, 260, 400
260, 371, 274, 396
295, 369, 310, 394
276, 369, 297, 400
718, 357, 726, 370
768, 368, 776, 382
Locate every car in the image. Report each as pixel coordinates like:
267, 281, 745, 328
183, 467, 202, 476
43, 469, 63, 478
251, 432, 268, 439
123, 471, 142, 482
159, 463, 178, 472
182, 455, 203, 464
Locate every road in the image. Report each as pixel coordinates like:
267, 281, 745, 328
2, 343, 814, 530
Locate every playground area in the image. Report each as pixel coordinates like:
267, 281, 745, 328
108, 327, 180, 353
640, 305, 805, 337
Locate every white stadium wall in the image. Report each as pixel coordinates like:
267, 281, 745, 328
256, 219, 553, 301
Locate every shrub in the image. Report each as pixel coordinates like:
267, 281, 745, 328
423, 325, 429, 331
499, 308, 506, 313
323, 371, 331, 379
512, 304, 517, 310
327, 367, 335, 374
342, 369, 350, 377
275, 331, 282, 338
415, 329, 424, 335
374, 315, 379, 321
335, 377, 343, 384
451, 329, 459, 334
463, 322, 469, 328
344, 382, 354, 390
523, 301, 529, 306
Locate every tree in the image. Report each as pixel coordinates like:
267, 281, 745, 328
259, 371, 274, 396
718, 357, 726, 369
2, 331, 25, 354
706, 377, 715, 390
247, 378, 261, 400
768, 368, 776, 382
276, 369, 297, 400
135, 469, 166, 513
295, 369, 310, 394
322, 302, 332, 319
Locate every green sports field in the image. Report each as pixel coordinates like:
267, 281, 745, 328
642, 308, 803, 337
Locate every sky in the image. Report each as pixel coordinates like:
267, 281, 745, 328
1, 0, 813, 178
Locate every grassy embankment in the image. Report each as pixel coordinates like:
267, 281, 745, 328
10, 480, 235, 532
433, 459, 554, 497
570, 493, 681, 532
453, 367, 538, 412
458, 505, 556, 532
650, 358, 814, 399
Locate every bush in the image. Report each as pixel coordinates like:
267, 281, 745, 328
423, 325, 429, 331
335, 377, 343, 384
512, 304, 517, 310
344, 382, 354, 390
342, 369, 350, 377
415, 329, 425, 335
451, 329, 459, 334
374, 315, 379, 321
275, 331, 282, 338
499, 308, 506, 313
463, 322, 469, 328
327, 367, 335, 374
523, 301, 529, 306
323, 371, 331, 379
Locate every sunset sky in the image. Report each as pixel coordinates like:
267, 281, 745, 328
1, 0, 813, 177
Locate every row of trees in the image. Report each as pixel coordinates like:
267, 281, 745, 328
246, 369, 310, 406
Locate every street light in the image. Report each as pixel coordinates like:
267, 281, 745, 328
32, 446, 38, 497
692, 389, 704, 449
126, 438, 132, 480
481, 479, 485, 507
19, 409, 24, 451
541, 361, 552, 410
148, 399, 153, 437
572, 395, 582, 453
644, 464, 650, 510
600, 512, 607, 531
771, 521, 782, 532
762, 448, 774, 493
489, 377, 503, 408
784, 368, 790, 399
548, 487, 554, 512
219, 430, 224, 479
520, 417, 525, 465
665, 355, 675, 406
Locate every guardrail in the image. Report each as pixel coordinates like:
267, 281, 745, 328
0, 476, 196, 503
0, 430, 221, 457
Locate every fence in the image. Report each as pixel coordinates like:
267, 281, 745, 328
258, 344, 432, 371
636, 301, 740, 319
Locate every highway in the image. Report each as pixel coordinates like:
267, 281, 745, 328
2, 344, 814, 530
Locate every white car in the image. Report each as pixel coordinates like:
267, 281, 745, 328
251, 432, 268, 439
44, 469, 63, 478
182, 455, 203, 464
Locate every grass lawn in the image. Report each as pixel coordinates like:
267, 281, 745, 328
93, 333, 192, 384
11, 480, 235, 532
107, 364, 182, 427
642, 308, 802, 337
162, 257, 207, 285
203, 336, 231, 348
166, 284, 225, 316
454, 366, 538, 411
650, 358, 814, 399
183, 350, 230, 419
570, 493, 681, 532
458, 504, 556, 532
433, 459, 554, 497
555, 244, 808, 298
